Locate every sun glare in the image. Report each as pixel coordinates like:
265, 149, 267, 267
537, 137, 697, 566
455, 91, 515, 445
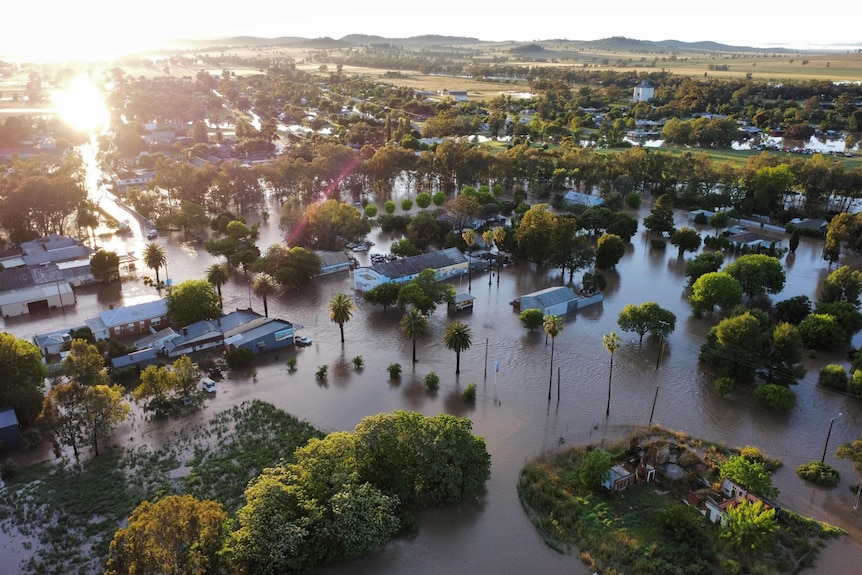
53, 76, 110, 134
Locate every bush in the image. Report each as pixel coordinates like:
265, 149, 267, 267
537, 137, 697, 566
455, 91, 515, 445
650, 239, 667, 250
401, 198, 413, 212
0, 458, 18, 481
624, 192, 642, 209
818, 364, 848, 391
352, 356, 364, 369
754, 383, 797, 412
285, 358, 298, 370
462, 383, 477, 402
225, 348, 255, 369
387, 363, 402, 379
715, 377, 735, 395
315, 365, 328, 380
796, 461, 840, 487
364, 204, 379, 218
424, 372, 440, 392
19, 428, 42, 451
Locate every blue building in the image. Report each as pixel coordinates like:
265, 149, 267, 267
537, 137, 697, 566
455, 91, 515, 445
222, 316, 296, 354
0, 407, 23, 450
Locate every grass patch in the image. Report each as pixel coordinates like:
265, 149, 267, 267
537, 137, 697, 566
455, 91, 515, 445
517, 428, 842, 575
0, 400, 323, 574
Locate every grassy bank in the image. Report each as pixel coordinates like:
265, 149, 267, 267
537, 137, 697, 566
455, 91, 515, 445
0, 400, 323, 575
517, 428, 843, 575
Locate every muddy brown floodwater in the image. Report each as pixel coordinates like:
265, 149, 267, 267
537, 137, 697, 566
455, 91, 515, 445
2, 197, 861, 575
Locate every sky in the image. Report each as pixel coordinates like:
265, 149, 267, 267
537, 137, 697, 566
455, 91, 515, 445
2, 1, 860, 62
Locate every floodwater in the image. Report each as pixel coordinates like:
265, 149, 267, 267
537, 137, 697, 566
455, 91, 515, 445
3, 189, 862, 574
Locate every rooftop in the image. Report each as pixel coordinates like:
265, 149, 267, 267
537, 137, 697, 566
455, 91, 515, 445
369, 247, 466, 279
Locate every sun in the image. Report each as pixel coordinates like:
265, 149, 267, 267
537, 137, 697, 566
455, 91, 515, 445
53, 76, 110, 134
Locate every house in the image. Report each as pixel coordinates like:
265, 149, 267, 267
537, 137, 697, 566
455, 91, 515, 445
162, 320, 224, 358
222, 315, 295, 354
353, 247, 468, 292
603, 462, 656, 493
727, 231, 781, 250
688, 209, 716, 223
690, 478, 779, 526
111, 348, 160, 371
133, 327, 179, 351
562, 190, 604, 208
33, 329, 73, 357
449, 293, 475, 312
788, 218, 828, 236
0, 407, 23, 450
85, 299, 169, 341
0, 282, 75, 317
317, 250, 351, 275
514, 286, 603, 316
632, 80, 655, 103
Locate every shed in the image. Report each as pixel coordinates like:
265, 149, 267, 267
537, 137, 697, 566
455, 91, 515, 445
0, 407, 23, 450
223, 316, 295, 354
0, 282, 75, 317
317, 250, 351, 275
518, 286, 580, 316
449, 293, 475, 312
562, 190, 604, 208
111, 348, 160, 371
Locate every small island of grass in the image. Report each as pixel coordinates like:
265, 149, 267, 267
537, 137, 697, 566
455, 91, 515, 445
518, 426, 844, 575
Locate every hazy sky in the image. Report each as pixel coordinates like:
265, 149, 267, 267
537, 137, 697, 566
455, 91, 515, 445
3, 1, 859, 62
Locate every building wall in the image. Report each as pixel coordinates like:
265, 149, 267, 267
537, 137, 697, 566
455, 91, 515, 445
0, 289, 76, 318
108, 315, 168, 339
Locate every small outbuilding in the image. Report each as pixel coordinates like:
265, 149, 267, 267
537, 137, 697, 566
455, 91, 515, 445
0, 282, 75, 317
449, 293, 475, 312
0, 407, 23, 451
317, 250, 351, 275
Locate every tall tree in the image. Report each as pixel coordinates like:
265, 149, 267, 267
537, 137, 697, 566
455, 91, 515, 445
166, 280, 221, 327
670, 226, 702, 258
62, 339, 109, 388
205, 263, 230, 310
492, 226, 507, 285
399, 308, 430, 363
543, 315, 564, 399
443, 321, 473, 374
105, 495, 228, 575
81, 384, 130, 457
0, 332, 47, 426
328, 293, 355, 343
142, 242, 167, 285
38, 381, 86, 463
603, 332, 622, 417
252, 272, 279, 318
723, 254, 786, 301
461, 228, 476, 290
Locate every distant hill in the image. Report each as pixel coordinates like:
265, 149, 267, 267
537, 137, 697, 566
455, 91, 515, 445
178, 34, 802, 54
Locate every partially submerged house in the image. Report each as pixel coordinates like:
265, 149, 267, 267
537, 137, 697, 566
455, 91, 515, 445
0, 282, 76, 317
317, 250, 351, 276
688, 478, 779, 527
353, 247, 468, 292
603, 461, 656, 493
562, 190, 604, 208
222, 316, 296, 354
85, 299, 169, 341
513, 286, 603, 316
0, 407, 23, 450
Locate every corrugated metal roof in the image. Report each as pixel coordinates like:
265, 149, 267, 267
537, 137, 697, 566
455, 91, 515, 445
521, 286, 578, 309
370, 247, 466, 279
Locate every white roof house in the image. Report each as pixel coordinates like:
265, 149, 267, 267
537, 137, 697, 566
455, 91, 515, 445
353, 247, 468, 292
0, 282, 75, 318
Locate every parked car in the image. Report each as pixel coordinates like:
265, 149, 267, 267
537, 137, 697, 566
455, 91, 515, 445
351, 244, 368, 252
146, 229, 158, 239
295, 335, 312, 347
201, 377, 216, 393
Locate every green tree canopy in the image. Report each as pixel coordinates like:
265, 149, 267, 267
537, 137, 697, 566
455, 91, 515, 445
820, 265, 862, 306
578, 449, 612, 490
519, 308, 545, 331
595, 232, 625, 269
0, 332, 47, 426
396, 269, 455, 315
670, 226, 702, 257
166, 280, 221, 327
689, 272, 743, 315
617, 302, 677, 344
684, 251, 724, 284
362, 282, 402, 311
720, 499, 778, 554
720, 455, 779, 498
90, 249, 120, 283
723, 254, 786, 300
700, 312, 764, 382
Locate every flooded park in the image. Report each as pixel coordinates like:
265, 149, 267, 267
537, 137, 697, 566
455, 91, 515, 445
2, 178, 862, 573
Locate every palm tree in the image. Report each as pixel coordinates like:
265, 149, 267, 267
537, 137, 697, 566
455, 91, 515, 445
328, 292, 355, 343
493, 226, 506, 285
603, 331, 622, 417
461, 228, 476, 290
142, 242, 167, 286
206, 263, 230, 310
543, 315, 564, 399
399, 307, 430, 363
443, 321, 472, 374
482, 229, 495, 286
252, 272, 279, 318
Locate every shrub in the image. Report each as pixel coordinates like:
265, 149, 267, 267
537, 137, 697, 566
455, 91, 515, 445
225, 348, 255, 369
754, 383, 797, 412
796, 461, 840, 487
0, 458, 18, 481
424, 372, 440, 392
462, 383, 477, 402
401, 198, 413, 212
715, 377, 735, 395
19, 428, 42, 451
352, 356, 364, 369
315, 365, 328, 380
285, 358, 297, 370
818, 364, 848, 391
624, 192, 642, 209
387, 363, 402, 379
364, 204, 379, 218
